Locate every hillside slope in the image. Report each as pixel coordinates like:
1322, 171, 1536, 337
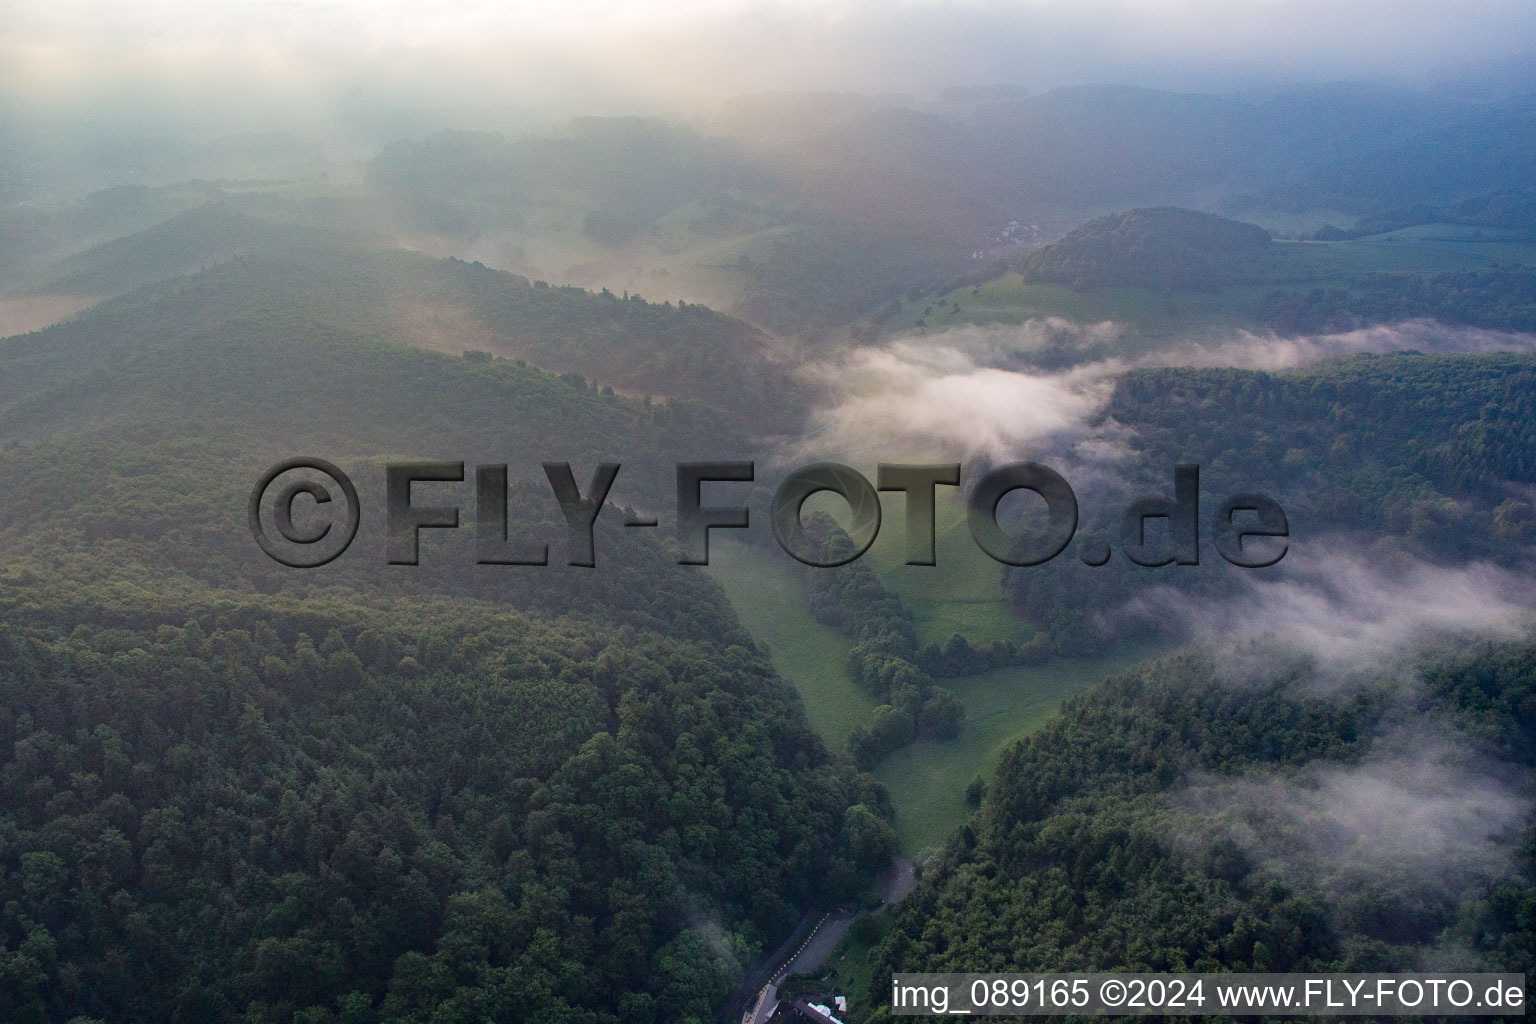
21, 247, 803, 432
0, 255, 889, 1023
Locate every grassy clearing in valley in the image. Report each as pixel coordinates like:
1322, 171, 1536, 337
708, 538, 877, 748
711, 534, 1152, 856
863, 491, 1035, 648
871, 647, 1152, 855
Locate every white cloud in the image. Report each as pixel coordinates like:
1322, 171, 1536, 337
1167, 321, 1536, 371
1179, 729, 1530, 901
796, 318, 1535, 465
1118, 543, 1536, 678
791, 326, 1122, 462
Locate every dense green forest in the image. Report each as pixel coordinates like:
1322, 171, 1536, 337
0, 600, 892, 1024
1004, 352, 1536, 653
25, 245, 800, 432
0, 263, 895, 1023
0, 273, 750, 514
1104, 353, 1536, 544
861, 641, 1536, 1020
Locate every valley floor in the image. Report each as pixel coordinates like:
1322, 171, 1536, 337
709, 538, 1157, 853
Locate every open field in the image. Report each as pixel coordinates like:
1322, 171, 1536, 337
710, 536, 1154, 856
872, 647, 1152, 854
863, 491, 1036, 648
708, 539, 879, 748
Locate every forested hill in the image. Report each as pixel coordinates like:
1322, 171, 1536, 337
1017, 207, 1272, 291
32, 247, 802, 432
0, 244, 779, 634
44, 204, 389, 297
0, 249, 894, 1022
1258, 100, 1536, 214
862, 643, 1536, 1019
0, 268, 743, 518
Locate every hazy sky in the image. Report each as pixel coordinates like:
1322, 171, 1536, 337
4, 0, 1536, 124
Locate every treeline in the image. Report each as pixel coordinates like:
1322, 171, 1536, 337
29, 244, 800, 434
801, 520, 962, 768
798, 519, 1044, 770
0, 273, 750, 516
421, 255, 804, 430
1105, 354, 1536, 537
860, 643, 1536, 1019
0, 436, 758, 651
149, 250, 798, 431
1259, 266, 1536, 334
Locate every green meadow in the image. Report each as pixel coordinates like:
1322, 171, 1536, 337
871, 649, 1149, 854
709, 535, 1152, 855
708, 539, 878, 747
863, 490, 1036, 648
